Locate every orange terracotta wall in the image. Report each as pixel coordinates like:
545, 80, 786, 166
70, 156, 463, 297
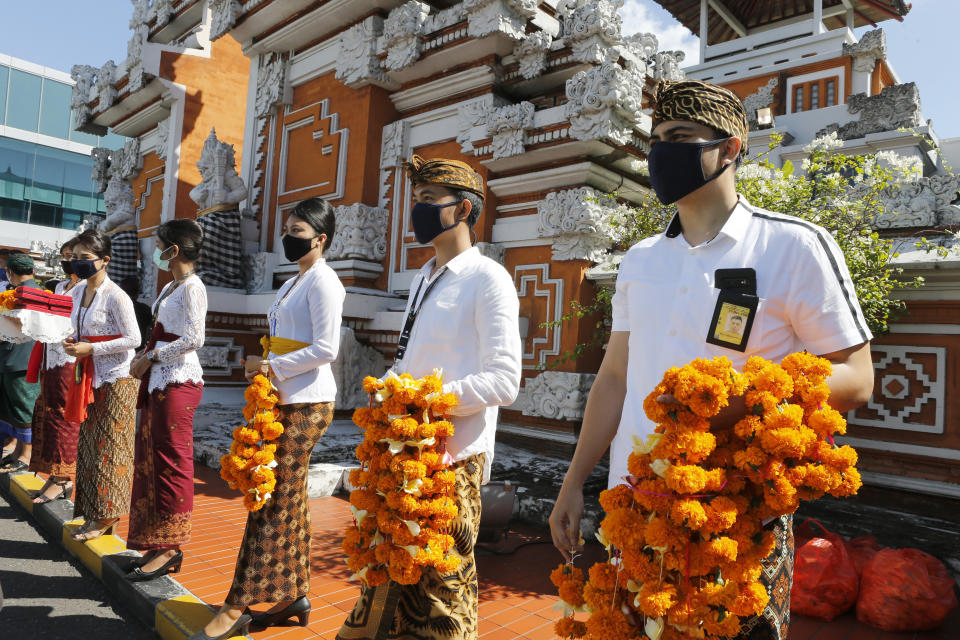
159, 35, 251, 219
133, 151, 166, 238
720, 56, 853, 116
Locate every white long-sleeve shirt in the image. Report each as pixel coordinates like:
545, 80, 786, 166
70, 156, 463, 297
69, 277, 141, 388
148, 274, 207, 393
394, 246, 522, 483
266, 259, 345, 405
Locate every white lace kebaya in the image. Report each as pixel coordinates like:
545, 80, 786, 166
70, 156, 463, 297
44, 280, 78, 370
69, 277, 141, 388
147, 274, 207, 394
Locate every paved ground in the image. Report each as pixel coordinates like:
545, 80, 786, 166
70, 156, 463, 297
0, 492, 152, 639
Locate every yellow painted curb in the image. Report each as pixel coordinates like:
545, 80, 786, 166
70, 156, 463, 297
61, 519, 128, 578
10, 473, 45, 513
155, 595, 214, 640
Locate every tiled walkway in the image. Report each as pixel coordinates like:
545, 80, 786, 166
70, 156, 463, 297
107, 464, 955, 640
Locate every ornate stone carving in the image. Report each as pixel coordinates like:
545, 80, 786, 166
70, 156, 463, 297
513, 31, 552, 80
652, 50, 685, 81
333, 327, 386, 410
380, 120, 409, 169
96, 61, 119, 112
327, 204, 389, 261
457, 96, 510, 153
189, 128, 248, 210
125, 24, 147, 92
464, 0, 537, 40
209, 0, 242, 41
255, 52, 287, 118
381, 1, 431, 71
154, 0, 174, 29
843, 28, 887, 73
99, 172, 136, 233
337, 15, 387, 87
624, 31, 658, 59
743, 77, 779, 128
875, 173, 960, 229
115, 138, 143, 180
817, 83, 923, 141
559, 0, 624, 64
521, 371, 596, 421
476, 242, 505, 264
244, 252, 270, 293
129, 0, 152, 29
424, 4, 466, 32
565, 62, 645, 145
155, 117, 171, 162
70, 64, 98, 111
90, 148, 112, 193
484, 102, 535, 160
537, 187, 620, 262
139, 238, 158, 301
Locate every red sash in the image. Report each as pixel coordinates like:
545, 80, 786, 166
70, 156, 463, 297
136, 322, 181, 409
26, 342, 44, 384
63, 334, 123, 423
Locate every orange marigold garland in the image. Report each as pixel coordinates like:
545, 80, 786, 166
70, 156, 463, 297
0, 289, 16, 311
219, 374, 284, 511
554, 353, 860, 639
344, 370, 460, 586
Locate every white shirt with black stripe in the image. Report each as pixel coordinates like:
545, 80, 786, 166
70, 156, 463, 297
607, 194, 872, 489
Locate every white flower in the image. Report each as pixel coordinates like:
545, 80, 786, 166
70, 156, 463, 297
350, 505, 369, 524
645, 616, 665, 640
632, 433, 662, 455
403, 519, 421, 536
649, 458, 671, 478
803, 131, 843, 153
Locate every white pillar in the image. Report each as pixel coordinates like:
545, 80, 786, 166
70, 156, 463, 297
846, 8, 855, 31
813, 0, 824, 34
699, 0, 708, 62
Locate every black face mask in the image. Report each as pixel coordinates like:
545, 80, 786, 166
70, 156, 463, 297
282, 234, 317, 262
61, 260, 74, 276
411, 201, 461, 244
647, 139, 732, 205
71, 259, 101, 280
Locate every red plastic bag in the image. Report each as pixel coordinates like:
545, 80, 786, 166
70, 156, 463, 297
845, 535, 881, 576
857, 548, 958, 631
791, 520, 860, 620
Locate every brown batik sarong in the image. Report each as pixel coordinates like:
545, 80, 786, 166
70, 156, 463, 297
337, 453, 485, 640
127, 381, 203, 551
225, 401, 334, 605
73, 377, 140, 521
734, 514, 794, 640
29, 364, 82, 476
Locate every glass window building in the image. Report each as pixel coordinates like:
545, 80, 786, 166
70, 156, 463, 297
0, 55, 126, 232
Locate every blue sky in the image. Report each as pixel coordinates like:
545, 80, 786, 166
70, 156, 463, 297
1, 0, 955, 139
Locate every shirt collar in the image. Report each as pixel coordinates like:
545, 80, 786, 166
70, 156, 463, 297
420, 246, 479, 279
664, 194, 753, 245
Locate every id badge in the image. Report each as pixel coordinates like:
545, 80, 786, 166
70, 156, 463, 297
706, 290, 759, 352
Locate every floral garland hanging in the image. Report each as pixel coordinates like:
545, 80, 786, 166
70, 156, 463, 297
343, 370, 461, 586
0, 289, 15, 310
553, 353, 859, 640
220, 374, 285, 511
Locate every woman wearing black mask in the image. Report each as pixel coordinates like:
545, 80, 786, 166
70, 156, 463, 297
28, 238, 84, 503
194, 198, 344, 640
61, 229, 141, 542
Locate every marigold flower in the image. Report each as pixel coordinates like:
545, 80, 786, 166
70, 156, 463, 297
554, 616, 587, 639
664, 464, 707, 494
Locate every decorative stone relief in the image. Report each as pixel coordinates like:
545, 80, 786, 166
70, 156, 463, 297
154, 0, 174, 28
99, 172, 137, 233
522, 371, 596, 421
244, 252, 270, 293
476, 241, 505, 265
209, 0, 242, 41
484, 102, 535, 160
464, 0, 537, 41
337, 15, 387, 87
129, 0, 152, 29
155, 117, 171, 162
559, 0, 624, 64
326, 204, 389, 262
537, 187, 620, 262
189, 128, 248, 211
96, 61, 118, 112
817, 83, 923, 141
254, 52, 287, 118
380, 120, 409, 169
332, 327, 386, 410
652, 50, 685, 81
457, 96, 510, 153
513, 31, 552, 80
125, 24, 148, 93
624, 31, 658, 59
90, 148, 112, 193
381, 1, 431, 72
843, 28, 887, 73
115, 138, 143, 180
70, 65, 98, 111
565, 62, 645, 146
197, 337, 244, 376
424, 4, 466, 32
875, 173, 960, 229
139, 237, 158, 301
743, 77, 779, 128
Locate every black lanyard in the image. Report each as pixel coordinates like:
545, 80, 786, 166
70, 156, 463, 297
394, 267, 448, 364
77, 286, 100, 341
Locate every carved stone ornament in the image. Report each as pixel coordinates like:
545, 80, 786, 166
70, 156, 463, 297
817, 82, 923, 141
521, 371, 596, 421
129, 0, 152, 29
139, 237, 158, 302
336, 15, 387, 87
484, 102, 535, 160
537, 186, 619, 262
559, 0, 624, 64
70, 64, 98, 110
155, 117, 171, 162
625, 31, 658, 59
513, 30, 552, 80
380, 120, 409, 169
565, 62, 646, 146
126, 25, 147, 93
115, 138, 143, 181
457, 95, 510, 153
189, 128, 248, 210
464, 0, 537, 41
875, 173, 960, 229
843, 28, 887, 73
332, 327, 386, 410
255, 52, 288, 118
326, 204, 389, 262
96, 61, 119, 112
475, 241, 505, 264
381, 1, 431, 72
99, 172, 136, 233
244, 252, 270, 293
90, 148, 112, 194
743, 77, 779, 128
154, 0, 174, 29
209, 0, 242, 41
652, 50, 685, 81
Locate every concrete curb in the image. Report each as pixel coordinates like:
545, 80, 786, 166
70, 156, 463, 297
0, 470, 252, 640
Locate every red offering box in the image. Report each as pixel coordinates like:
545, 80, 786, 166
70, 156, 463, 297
13, 287, 73, 317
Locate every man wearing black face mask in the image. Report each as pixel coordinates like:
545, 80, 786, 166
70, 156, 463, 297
549, 79, 875, 640
338, 157, 521, 640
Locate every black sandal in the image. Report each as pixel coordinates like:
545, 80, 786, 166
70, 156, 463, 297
33, 480, 73, 504
0, 459, 28, 474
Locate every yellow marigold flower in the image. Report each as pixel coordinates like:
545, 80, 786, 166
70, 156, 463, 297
554, 616, 587, 639
261, 421, 284, 441
637, 582, 677, 618
670, 498, 708, 529
664, 464, 708, 494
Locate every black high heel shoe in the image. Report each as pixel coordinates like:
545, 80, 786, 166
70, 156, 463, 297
126, 550, 183, 581
185, 613, 251, 640
250, 596, 311, 628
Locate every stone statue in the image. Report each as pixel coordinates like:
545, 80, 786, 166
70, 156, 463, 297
190, 128, 248, 289
101, 171, 140, 282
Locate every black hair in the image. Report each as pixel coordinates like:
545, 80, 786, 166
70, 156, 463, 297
73, 229, 112, 259
453, 189, 484, 227
290, 197, 335, 251
60, 237, 78, 254
157, 218, 204, 262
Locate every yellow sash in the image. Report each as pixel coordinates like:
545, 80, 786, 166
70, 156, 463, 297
260, 335, 310, 358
